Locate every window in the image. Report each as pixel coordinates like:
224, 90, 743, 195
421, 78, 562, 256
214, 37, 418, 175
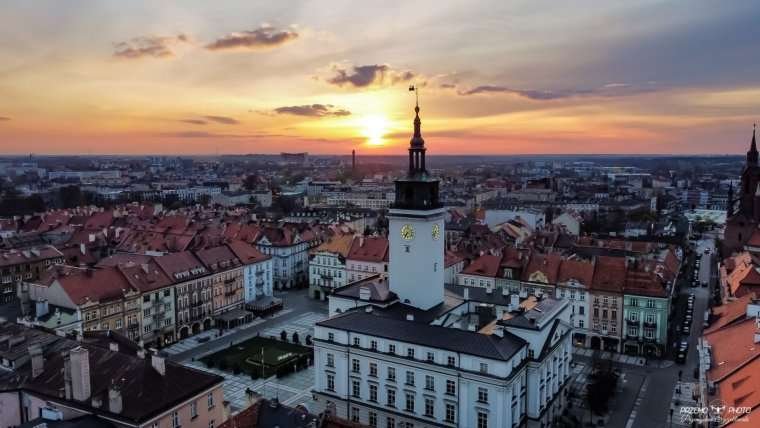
353, 337, 360, 347
602, 309, 608, 318
578, 306, 585, 315
369, 411, 377, 427
371, 340, 378, 351
445, 403, 456, 422
593, 307, 599, 317
405, 370, 415, 386
388, 344, 396, 354
387, 388, 396, 407
388, 367, 396, 382
644, 327, 654, 339
578, 319, 584, 329
446, 380, 456, 395
352, 379, 360, 397
646, 313, 655, 324
172, 411, 180, 428
209, 420, 215, 428
327, 353, 334, 368
405, 392, 415, 412
370, 362, 378, 377
477, 411, 488, 428
425, 375, 434, 391
387, 417, 396, 428
369, 384, 378, 402
352, 358, 360, 373
478, 387, 489, 403
424, 397, 434, 417
190, 401, 198, 419
351, 407, 360, 423
479, 363, 488, 374
327, 374, 335, 391
647, 299, 655, 308
447, 356, 456, 366
407, 348, 415, 358
328, 332, 335, 341
611, 310, 617, 320
426, 351, 435, 362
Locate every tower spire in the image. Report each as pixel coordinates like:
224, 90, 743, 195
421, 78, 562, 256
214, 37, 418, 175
748, 123, 758, 166
408, 85, 426, 176
727, 181, 734, 216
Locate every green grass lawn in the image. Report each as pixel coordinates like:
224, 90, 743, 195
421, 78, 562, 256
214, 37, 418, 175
201, 336, 311, 378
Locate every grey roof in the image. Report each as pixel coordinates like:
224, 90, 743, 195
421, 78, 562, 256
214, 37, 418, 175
500, 298, 565, 330
317, 308, 526, 361
20, 415, 115, 428
333, 277, 397, 303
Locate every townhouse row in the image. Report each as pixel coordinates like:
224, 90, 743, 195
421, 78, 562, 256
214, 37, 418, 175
19, 240, 272, 347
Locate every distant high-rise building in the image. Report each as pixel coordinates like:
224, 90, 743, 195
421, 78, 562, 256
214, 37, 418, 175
351, 149, 356, 172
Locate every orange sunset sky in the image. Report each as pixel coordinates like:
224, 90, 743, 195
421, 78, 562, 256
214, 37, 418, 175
0, 0, 759, 155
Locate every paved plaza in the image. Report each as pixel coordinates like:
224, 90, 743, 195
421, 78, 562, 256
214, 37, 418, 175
175, 310, 324, 412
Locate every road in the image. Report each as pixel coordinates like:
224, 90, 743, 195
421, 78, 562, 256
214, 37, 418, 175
168, 288, 327, 362
630, 237, 715, 428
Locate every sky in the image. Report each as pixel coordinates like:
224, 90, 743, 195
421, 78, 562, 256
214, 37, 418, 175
0, 0, 759, 155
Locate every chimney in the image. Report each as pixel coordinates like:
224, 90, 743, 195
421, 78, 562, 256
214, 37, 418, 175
463, 287, 470, 301
359, 287, 371, 301
406, 314, 414, 321
510, 294, 520, 311
89, 233, 95, 243
68, 347, 91, 401
109, 342, 119, 352
493, 326, 504, 338
29, 344, 44, 378
151, 353, 166, 376
141, 263, 150, 274
108, 382, 123, 414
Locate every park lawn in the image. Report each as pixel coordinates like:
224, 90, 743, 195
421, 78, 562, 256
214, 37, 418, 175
201, 336, 311, 377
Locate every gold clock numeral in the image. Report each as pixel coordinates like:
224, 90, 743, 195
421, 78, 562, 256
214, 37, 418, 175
432, 224, 440, 240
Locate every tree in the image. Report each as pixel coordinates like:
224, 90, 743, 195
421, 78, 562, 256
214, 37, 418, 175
305, 335, 312, 346
59, 185, 85, 209
243, 174, 260, 191
292, 332, 300, 344
280, 330, 287, 341
586, 369, 619, 416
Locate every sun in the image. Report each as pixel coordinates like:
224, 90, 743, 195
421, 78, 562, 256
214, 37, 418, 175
361, 115, 389, 146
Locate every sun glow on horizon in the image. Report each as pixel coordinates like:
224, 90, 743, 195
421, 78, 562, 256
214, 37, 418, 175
360, 115, 390, 147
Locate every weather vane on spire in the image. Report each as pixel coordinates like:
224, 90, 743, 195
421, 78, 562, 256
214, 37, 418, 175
409, 84, 419, 109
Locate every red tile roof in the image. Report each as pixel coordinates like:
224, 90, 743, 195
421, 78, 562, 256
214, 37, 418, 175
56, 266, 133, 305
461, 254, 501, 277
347, 236, 388, 263
227, 240, 270, 265
591, 256, 626, 292
557, 258, 594, 286
522, 253, 562, 284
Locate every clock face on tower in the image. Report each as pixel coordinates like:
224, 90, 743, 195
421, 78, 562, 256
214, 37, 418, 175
400, 224, 415, 241
432, 224, 441, 240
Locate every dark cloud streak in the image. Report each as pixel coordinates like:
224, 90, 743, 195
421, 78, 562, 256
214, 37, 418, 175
205, 26, 298, 51
325, 64, 415, 88
113, 34, 188, 59
273, 104, 350, 117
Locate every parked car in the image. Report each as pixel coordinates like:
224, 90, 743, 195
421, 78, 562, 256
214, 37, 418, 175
682, 324, 691, 334
676, 349, 687, 364
702, 281, 708, 288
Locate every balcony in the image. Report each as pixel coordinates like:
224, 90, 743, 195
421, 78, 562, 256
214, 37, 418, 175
643, 320, 657, 328
625, 318, 639, 325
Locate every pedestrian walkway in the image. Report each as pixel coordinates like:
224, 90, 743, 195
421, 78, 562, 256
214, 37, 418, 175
260, 311, 323, 341
163, 309, 293, 356
573, 347, 674, 369
670, 381, 701, 427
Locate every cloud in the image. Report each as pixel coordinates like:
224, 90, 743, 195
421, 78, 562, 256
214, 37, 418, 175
0, 116, 10, 121
323, 63, 416, 88
113, 34, 188, 59
273, 104, 351, 117
457, 82, 658, 100
180, 119, 207, 125
161, 131, 265, 139
177, 116, 239, 125
205, 25, 298, 51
